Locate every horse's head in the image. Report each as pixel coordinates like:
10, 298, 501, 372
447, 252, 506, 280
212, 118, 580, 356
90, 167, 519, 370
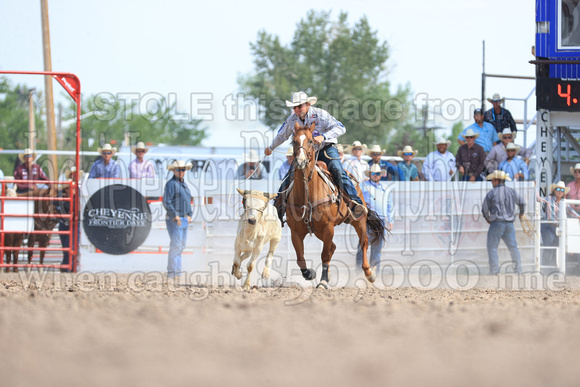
236, 188, 277, 225
292, 122, 316, 170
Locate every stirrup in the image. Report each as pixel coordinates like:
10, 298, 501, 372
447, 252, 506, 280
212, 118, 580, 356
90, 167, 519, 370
349, 201, 367, 221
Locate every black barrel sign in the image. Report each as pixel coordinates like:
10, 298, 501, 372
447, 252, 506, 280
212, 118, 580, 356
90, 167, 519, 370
83, 184, 152, 255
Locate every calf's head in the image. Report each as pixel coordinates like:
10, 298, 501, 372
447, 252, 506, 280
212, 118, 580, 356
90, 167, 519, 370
236, 188, 277, 225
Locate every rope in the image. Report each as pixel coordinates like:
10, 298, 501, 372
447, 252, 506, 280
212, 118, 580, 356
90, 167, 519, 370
520, 214, 537, 238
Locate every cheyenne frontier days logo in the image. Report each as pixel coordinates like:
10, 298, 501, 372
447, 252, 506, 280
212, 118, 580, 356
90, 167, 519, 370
83, 184, 152, 255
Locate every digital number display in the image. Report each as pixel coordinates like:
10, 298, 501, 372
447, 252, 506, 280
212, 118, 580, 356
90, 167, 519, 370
537, 77, 580, 111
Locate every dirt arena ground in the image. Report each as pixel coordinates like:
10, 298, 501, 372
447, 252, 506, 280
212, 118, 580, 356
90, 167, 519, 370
1, 272, 580, 387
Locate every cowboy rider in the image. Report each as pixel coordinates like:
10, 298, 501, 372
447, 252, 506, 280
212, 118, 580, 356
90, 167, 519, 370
264, 91, 366, 219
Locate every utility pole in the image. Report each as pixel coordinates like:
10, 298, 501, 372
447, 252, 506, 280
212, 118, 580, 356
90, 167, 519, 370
29, 89, 36, 150
40, 0, 58, 181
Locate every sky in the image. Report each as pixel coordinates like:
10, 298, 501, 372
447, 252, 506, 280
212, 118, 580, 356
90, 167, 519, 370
0, 0, 536, 149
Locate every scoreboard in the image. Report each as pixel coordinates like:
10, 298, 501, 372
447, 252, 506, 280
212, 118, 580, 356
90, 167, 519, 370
536, 0, 580, 111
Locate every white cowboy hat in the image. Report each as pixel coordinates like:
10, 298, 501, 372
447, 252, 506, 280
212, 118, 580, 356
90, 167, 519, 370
64, 166, 85, 181
550, 181, 570, 195
336, 144, 345, 155
397, 145, 418, 157
18, 148, 37, 163
97, 143, 117, 155
285, 91, 317, 107
285, 147, 294, 157
487, 93, 505, 103
433, 137, 452, 147
345, 141, 368, 155
505, 142, 521, 153
499, 128, 517, 140
570, 163, 580, 174
243, 149, 260, 163
486, 170, 512, 181
364, 163, 387, 177
167, 160, 193, 171
366, 144, 385, 156
131, 141, 150, 155
463, 128, 480, 139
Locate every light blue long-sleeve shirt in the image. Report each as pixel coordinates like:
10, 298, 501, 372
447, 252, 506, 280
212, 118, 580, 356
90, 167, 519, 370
458, 122, 500, 152
362, 180, 393, 223
88, 159, 121, 178
498, 158, 529, 180
269, 106, 345, 151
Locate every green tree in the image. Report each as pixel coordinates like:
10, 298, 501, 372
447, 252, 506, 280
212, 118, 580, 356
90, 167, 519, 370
0, 77, 46, 174
239, 10, 412, 146
62, 93, 207, 150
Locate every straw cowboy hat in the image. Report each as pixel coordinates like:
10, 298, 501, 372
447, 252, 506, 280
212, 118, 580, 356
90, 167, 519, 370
167, 160, 193, 172
463, 128, 480, 139
64, 166, 85, 181
499, 127, 517, 140
336, 144, 346, 154
550, 181, 571, 195
97, 143, 117, 155
366, 144, 385, 156
285, 91, 317, 107
364, 163, 387, 178
487, 93, 505, 103
486, 170, 512, 181
505, 142, 521, 153
18, 148, 37, 163
243, 149, 260, 163
397, 145, 418, 157
285, 147, 294, 157
570, 163, 580, 174
131, 141, 149, 155
434, 137, 452, 147
345, 141, 368, 155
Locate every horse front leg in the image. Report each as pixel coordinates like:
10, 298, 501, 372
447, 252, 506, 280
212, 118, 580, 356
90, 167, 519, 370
290, 229, 315, 280
316, 225, 336, 289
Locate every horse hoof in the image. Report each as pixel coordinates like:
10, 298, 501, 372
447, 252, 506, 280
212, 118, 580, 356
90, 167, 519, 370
316, 281, 329, 289
366, 270, 376, 283
301, 268, 316, 281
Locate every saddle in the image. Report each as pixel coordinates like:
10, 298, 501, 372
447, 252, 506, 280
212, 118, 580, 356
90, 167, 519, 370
274, 162, 359, 227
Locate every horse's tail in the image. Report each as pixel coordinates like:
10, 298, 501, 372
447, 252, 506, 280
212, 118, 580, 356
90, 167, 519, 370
366, 208, 387, 244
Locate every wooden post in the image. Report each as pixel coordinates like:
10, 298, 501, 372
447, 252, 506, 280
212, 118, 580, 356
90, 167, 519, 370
29, 89, 36, 151
40, 0, 58, 181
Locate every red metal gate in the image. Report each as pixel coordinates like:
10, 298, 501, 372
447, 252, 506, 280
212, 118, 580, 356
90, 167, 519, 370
0, 71, 81, 272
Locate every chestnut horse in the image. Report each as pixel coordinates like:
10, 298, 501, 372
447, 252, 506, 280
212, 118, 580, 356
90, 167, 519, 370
286, 122, 385, 288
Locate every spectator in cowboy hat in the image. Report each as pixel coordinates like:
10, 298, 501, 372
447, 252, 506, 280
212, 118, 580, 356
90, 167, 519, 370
279, 147, 294, 180
13, 148, 48, 194
567, 163, 580, 212
163, 160, 194, 278
264, 91, 367, 219
456, 128, 486, 182
484, 93, 517, 134
422, 137, 456, 181
499, 143, 529, 181
397, 145, 419, 181
356, 163, 394, 272
538, 181, 580, 267
88, 143, 120, 178
458, 108, 500, 152
367, 144, 400, 181
237, 149, 268, 180
344, 141, 369, 182
482, 170, 525, 274
129, 141, 156, 178
485, 128, 513, 173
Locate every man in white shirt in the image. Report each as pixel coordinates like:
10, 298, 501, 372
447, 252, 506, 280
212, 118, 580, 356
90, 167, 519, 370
344, 141, 369, 182
422, 137, 456, 181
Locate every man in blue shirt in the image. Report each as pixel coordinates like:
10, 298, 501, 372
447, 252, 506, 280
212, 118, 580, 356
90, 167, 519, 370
88, 144, 121, 178
356, 164, 393, 272
367, 144, 400, 181
278, 147, 294, 180
458, 108, 500, 153
499, 143, 529, 181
